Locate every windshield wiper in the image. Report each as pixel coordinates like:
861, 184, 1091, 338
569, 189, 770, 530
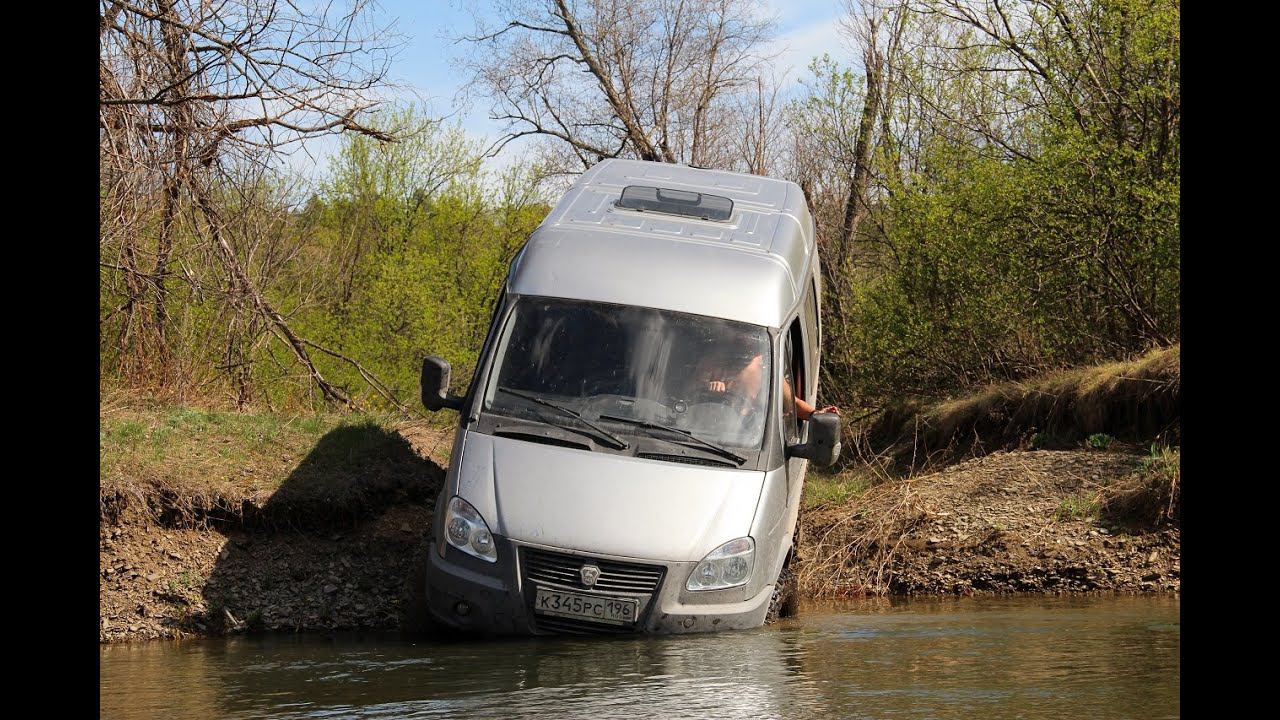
495, 387, 628, 450
597, 415, 746, 465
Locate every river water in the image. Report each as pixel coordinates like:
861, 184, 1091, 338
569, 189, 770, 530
100, 595, 1178, 719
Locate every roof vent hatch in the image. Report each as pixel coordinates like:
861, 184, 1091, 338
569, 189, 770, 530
614, 185, 733, 222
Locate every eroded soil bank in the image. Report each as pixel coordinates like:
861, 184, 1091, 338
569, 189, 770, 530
100, 416, 450, 643
100, 503, 438, 643
795, 450, 1179, 597
100, 425, 1178, 643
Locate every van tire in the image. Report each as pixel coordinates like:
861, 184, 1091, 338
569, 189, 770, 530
765, 564, 796, 625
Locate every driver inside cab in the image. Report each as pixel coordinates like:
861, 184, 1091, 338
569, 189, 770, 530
705, 352, 840, 421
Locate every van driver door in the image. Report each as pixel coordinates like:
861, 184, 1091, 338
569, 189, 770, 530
782, 319, 808, 507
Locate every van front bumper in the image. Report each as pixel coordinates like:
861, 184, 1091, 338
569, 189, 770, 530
424, 538, 773, 636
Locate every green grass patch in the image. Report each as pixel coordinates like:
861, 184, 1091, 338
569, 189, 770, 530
1054, 492, 1100, 521
1140, 444, 1180, 479
101, 404, 448, 528
1087, 433, 1114, 450
803, 468, 876, 509
100, 399, 373, 489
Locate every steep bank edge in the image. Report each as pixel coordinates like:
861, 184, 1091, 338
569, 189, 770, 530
100, 420, 452, 643
102, 435, 1178, 643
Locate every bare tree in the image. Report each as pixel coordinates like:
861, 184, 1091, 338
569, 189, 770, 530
458, 0, 778, 170
100, 0, 402, 404
783, 1, 908, 320
903, 0, 1179, 164
728, 72, 787, 176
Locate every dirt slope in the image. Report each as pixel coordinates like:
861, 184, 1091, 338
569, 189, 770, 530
796, 450, 1179, 597
100, 419, 450, 643
102, 415, 1177, 643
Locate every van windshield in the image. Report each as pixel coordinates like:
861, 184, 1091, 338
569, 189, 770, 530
484, 297, 772, 450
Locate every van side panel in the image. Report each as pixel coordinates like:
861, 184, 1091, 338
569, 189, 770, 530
748, 466, 790, 592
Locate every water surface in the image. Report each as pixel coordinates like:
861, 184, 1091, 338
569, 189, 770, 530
100, 595, 1179, 719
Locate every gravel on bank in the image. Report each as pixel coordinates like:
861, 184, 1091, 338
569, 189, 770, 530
100, 504, 435, 643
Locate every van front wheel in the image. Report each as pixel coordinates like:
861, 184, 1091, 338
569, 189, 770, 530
765, 564, 796, 625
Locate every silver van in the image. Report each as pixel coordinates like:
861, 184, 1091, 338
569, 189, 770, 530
419, 159, 840, 636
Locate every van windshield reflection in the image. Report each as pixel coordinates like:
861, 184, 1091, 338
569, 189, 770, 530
484, 297, 772, 450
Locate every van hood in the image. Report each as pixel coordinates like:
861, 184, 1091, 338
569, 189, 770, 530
453, 431, 766, 562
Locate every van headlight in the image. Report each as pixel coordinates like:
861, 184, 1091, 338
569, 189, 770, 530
686, 537, 754, 591
444, 496, 498, 563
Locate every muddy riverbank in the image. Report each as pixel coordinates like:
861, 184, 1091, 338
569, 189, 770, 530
99, 503, 438, 642
100, 414, 1179, 643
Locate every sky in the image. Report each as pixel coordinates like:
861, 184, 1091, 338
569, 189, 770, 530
286, 0, 856, 180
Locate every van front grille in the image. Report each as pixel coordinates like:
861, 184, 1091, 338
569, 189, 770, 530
522, 548, 665, 594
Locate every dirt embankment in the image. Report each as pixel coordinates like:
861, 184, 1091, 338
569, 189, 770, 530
101, 405, 1178, 643
99, 505, 439, 643
795, 450, 1179, 598
100, 413, 451, 644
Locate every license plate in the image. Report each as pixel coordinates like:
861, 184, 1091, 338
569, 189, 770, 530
534, 587, 639, 626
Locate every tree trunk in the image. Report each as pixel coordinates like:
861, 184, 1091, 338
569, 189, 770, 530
841, 27, 883, 252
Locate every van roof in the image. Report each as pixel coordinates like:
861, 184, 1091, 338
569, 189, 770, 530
507, 158, 816, 329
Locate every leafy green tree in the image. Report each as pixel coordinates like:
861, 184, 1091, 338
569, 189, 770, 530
275, 108, 549, 411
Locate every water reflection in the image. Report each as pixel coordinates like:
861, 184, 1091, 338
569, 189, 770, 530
791, 597, 1179, 719
101, 596, 1179, 720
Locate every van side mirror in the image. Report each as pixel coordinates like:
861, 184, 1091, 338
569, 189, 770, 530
787, 412, 842, 467
421, 356, 465, 412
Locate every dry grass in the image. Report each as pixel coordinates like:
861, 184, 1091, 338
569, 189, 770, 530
795, 479, 929, 597
1039, 444, 1180, 529
1098, 446, 1180, 528
862, 345, 1179, 473
794, 448, 1175, 598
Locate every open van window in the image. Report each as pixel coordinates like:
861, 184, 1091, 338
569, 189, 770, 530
483, 296, 772, 451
